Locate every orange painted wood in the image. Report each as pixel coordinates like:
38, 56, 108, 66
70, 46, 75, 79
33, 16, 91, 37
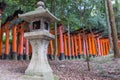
25, 39, 29, 55
87, 35, 90, 55
74, 35, 78, 57
0, 28, 3, 56
63, 34, 68, 56
105, 39, 109, 55
12, 26, 17, 52
59, 25, 64, 53
29, 44, 32, 55
85, 36, 89, 55
19, 31, 24, 55
105, 40, 107, 55
101, 39, 104, 56
57, 36, 60, 57
100, 39, 102, 56
91, 36, 96, 55
88, 35, 92, 55
78, 34, 82, 55
50, 40, 54, 55
104, 40, 107, 55
5, 29, 9, 55
97, 37, 101, 56
105, 40, 108, 55
71, 36, 75, 56
67, 35, 71, 57
102, 39, 105, 56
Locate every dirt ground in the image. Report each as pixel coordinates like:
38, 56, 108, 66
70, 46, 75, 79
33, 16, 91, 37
0, 55, 120, 80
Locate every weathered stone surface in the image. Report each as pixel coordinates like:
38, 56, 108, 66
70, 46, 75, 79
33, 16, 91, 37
24, 30, 55, 40
20, 75, 59, 80
24, 30, 55, 80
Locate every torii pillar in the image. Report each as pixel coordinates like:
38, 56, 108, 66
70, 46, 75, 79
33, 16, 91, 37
59, 24, 65, 60
0, 2, 6, 59
12, 25, 17, 60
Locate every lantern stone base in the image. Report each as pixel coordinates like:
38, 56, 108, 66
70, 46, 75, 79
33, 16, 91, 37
20, 74, 59, 80
24, 31, 55, 80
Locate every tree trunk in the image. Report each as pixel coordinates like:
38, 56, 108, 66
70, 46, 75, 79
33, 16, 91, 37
105, 0, 113, 54
115, 0, 119, 31
54, 23, 58, 60
107, 0, 120, 58
83, 27, 90, 71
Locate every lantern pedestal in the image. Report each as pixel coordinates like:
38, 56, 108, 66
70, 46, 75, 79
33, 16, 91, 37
19, 1, 60, 80
24, 31, 54, 80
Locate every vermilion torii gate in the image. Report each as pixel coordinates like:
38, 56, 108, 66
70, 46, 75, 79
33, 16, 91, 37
0, 2, 6, 59
0, 1, 119, 60
0, 2, 30, 60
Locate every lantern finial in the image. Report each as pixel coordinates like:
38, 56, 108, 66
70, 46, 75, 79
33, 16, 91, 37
37, 1, 45, 8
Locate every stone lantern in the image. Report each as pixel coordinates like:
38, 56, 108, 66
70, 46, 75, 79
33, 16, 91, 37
19, 1, 59, 80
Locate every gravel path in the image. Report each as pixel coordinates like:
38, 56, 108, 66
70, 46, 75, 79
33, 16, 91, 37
0, 58, 119, 80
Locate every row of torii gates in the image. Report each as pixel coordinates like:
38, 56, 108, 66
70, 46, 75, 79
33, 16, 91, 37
0, 2, 120, 60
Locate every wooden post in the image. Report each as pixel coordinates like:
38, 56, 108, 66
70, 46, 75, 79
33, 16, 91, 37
100, 39, 103, 56
64, 34, 68, 59
12, 25, 17, 60
78, 33, 82, 58
29, 44, 32, 59
85, 35, 89, 58
91, 36, 96, 57
0, 27, 2, 59
67, 34, 71, 59
0, 2, 6, 59
59, 25, 65, 60
19, 31, 24, 60
67, 23, 71, 59
103, 39, 106, 56
71, 35, 75, 59
17, 22, 26, 60
74, 35, 78, 59
101, 39, 104, 56
88, 34, 92, 56
0, 13, 2, 59
58, 36, 60, 58
49, 30, 54, 60
97, 37, 101, 56
50, 40, 54, 60
5, 28, 9, 59
25, 38, 29, 60
67, 33, 71, 59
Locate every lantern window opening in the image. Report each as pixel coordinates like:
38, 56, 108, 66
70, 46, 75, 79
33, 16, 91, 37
44, 22, 48, 30
32, 20, 41, 30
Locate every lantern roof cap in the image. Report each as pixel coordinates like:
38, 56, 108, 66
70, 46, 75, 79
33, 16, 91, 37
19, 1, 60, 22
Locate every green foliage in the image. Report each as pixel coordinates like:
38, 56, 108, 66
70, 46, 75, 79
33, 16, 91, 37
1, 0, 111, 31
2, 31, 12, 44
